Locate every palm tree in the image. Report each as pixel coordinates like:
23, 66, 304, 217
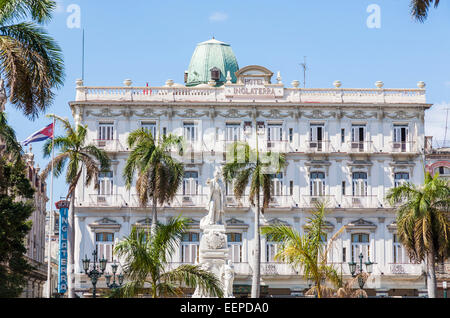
262, 201, 345, 298
0, 0, 64, 119
386, 172, 450, 298
0, 111, 22, 161
223, 142, 286, 298
113, 216, 223, 298
41, 114, 110, 298
411, 0, 440, 22
123, 128, 184, 235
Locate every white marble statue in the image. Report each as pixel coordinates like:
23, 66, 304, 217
201, 168, 225, 227
221, 260, 235, 298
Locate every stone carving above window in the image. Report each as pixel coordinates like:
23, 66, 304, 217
346, 218, 377, 233
89, 218, 121, 232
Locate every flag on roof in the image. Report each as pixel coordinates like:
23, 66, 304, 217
22, 123, 54, 146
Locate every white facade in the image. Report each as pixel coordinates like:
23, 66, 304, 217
70, 63, 432, 297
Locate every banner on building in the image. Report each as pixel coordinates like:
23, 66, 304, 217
55, 200, 70, 294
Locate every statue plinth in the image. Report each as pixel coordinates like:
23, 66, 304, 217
192, 169, 235, 298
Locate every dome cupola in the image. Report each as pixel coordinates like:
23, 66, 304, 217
185, 38, 239, 87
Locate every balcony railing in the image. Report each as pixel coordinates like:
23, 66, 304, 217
347, 141, 375, 153
261, 263, 298, 276
88, 194, 126, 207
94, 139, 126, 152
385, 263, 425, 275
342, 195, 379, 208
389, 141, 417, 153
305, 140, 333, 153
302, 195, 336, 208
172, 194, 208, 207
269, 195, 296, 208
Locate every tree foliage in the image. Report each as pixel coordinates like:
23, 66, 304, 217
0, 156, 35, 298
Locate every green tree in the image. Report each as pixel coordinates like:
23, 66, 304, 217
0, 0, 64, 119
411, 0, 441, 22
262, 201, 345, 298
113, 217, 223, 298
123, 128, 184, 235
386, 172, 450, 298
223, 142, 286, 298
41, 114, 110, 298
0, 156, 35, 298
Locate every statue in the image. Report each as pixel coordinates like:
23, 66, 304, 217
200, 168, 225, 228
221, 260, 235, 298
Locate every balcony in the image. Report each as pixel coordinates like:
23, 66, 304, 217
347, 141, 374, 153
389, 141, 417, 154
305, 140, 333, 153
302, 195, 336, 208
342, 195, 379, 209
88, 194, 126, 207
265, 140, 290, 153
225, 195, 248, 208
383, 263, 425, 276
172, 194, 208, 207
261, 263, 298, 276
94, 139, 126, 153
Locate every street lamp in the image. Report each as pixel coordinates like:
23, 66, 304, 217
348, 252, 373, 296
82, 250, 107, 298
104, 261, 124, 290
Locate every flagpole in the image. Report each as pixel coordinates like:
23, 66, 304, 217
46, 117, 55, 298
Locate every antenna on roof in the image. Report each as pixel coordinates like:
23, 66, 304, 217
444, 108, 450, 147
82, 29, 85, 81
300, 56, 307, 88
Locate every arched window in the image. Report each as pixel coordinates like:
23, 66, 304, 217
351, 233, 370, 263
352, 172, 368, 197
227, 233, 242, 263
181, 232, 199, 264
310, 172, 325, 197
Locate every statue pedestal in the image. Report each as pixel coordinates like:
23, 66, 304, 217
192, 224, 234, 298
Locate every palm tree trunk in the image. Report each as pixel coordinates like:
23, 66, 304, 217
151, 199, 157, 236
251, 192, 261, 298
426, 249, 437, 298
68, 194, 76, 298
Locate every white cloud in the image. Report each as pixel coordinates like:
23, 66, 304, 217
209, 12, 228, 22
425, 102, 450, 143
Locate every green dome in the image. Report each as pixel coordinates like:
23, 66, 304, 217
186, 38, 239, 87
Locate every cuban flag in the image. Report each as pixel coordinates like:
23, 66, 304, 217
22, 123, 54, 146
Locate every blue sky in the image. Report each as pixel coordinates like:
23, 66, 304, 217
5, 0, 450, 208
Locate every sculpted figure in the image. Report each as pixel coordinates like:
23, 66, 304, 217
201, 168, 225, 227
221, 260, 235, 298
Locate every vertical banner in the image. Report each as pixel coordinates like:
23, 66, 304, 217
55, 200, 70, 295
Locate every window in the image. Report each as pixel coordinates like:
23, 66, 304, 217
267, 123, 283, 141
289, 128, 293, 143
226, 123, 241, 141
310, 172, 325, 197
183, 122, 198, 142
290, 181, 294, 196
244, 122, 252, 135
227, 233, 242, 263
98, 122, 114, 141
351, 125, 366, 151
436, 166, 450, 176
271, 173, 283, 196
393, 234, 410, 264
352, 172, 368, 197
141, 121, 157, 138
96, 232, 114, 262
162, 127, 167, 137
310, 124, 324, 151
181, 232, 199, 264
98, 171, 113, 195
266, 242, 281, 263
394, 172, 409, 188
183, 171, 198, 196
351, 233, 370, 263
342, 247, 347, 263
393, 125, 409, 152
342, 181, 346, 196
341, 129, 345, 144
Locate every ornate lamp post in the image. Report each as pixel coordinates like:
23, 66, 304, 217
348, 252, 373, 297
104, 261, 124, 290
82, 250, 107, 298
